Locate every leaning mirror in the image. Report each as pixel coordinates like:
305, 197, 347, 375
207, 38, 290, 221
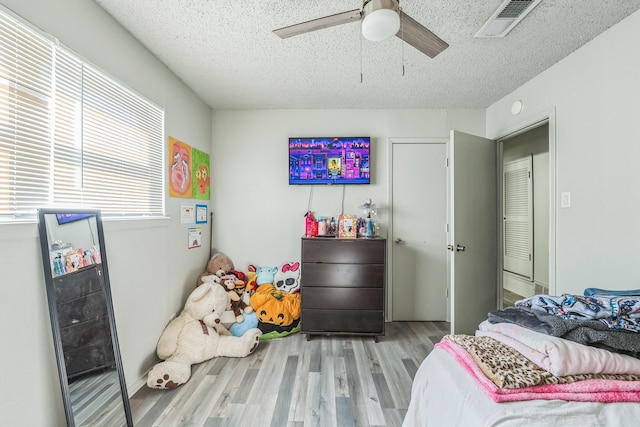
37, 208, 133, 427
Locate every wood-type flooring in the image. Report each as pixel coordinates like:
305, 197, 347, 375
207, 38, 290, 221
129, 321, 450, 427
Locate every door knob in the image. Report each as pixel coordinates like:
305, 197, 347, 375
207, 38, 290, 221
447, 245, 454, 251
395, 238, 404, 244
456, 244, 466, 252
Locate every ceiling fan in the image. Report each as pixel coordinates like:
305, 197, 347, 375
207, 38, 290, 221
273, 0, 449, 58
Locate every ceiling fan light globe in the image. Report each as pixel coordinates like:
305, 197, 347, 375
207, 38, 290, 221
361, 9, 400, 41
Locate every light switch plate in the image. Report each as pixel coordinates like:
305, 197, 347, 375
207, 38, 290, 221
561, 192, 571, 208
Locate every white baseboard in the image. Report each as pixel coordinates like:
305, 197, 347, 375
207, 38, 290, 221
503, 271, 535, 297
128, 371, 150, 397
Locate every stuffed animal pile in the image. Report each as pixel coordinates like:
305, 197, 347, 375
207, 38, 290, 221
147, 255, 306, 390
194, 256, 302, 339
147, 282, 261, 389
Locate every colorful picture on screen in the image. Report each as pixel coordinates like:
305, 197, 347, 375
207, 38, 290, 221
289, 137, 370, 185
55, 213, 95, 225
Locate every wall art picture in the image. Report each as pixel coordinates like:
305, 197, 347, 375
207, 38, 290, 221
192, 148, 210, 200
168, 136, 193, 198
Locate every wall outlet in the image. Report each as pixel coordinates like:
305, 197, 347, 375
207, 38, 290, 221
561, 192, 571, 208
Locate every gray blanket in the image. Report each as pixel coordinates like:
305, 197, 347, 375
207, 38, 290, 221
488, 307, 640, 356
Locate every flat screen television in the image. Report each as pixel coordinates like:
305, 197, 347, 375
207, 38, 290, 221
56, 213, 94, 225
289, 137, 371, 185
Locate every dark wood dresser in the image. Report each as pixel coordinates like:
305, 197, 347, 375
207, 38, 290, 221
301, 237, 386, 341
54, 264, 115, 378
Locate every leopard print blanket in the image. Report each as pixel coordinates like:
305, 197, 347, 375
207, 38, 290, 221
444, 334, 640, 389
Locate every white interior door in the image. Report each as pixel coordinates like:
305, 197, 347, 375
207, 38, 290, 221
391, 141, 447, 321
448, 130, 498, 335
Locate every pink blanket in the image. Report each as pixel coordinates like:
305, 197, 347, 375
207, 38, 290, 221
477, 320, 640, 376
436, 338, 640, 403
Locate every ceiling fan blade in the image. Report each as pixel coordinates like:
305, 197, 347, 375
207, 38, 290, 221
273, 9, 362, 39
396, 12, 449, 58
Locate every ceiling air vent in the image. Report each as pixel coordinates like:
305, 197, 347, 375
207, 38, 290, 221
475, 0, 542, 38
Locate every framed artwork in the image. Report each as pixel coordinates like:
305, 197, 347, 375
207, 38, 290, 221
192, 148, 210, 200
168, 136, 193, 198
338, 214, 357, 238
65, 249, 84, 273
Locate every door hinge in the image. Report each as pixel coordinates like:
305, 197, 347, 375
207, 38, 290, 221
529, 254, 532, 261
446, 158, 449, 167
446, 288, 449, 298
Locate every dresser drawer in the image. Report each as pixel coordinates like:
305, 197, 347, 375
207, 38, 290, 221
302, 309, 384, 334
56, 291, 109, 328
60, 315, 112, 352
302, 287, 383, 310
54, 265, 103, 303
302, 238, 385, 264
65, 339, 115, 378
301, 263, 384, 288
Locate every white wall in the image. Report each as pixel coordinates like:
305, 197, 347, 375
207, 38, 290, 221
0, 1, 212, 426
210, 109, 485, 270
487, 10, 640, 295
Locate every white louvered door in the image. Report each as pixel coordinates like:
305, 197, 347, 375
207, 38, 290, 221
503, 156, 533, 279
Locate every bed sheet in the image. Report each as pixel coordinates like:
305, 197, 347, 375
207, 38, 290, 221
402, 347, 640, 427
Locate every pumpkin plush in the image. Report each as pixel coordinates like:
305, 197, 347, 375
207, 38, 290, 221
250, 284, 301, 327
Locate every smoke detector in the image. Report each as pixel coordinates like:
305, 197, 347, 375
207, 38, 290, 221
475, 0, 542, 38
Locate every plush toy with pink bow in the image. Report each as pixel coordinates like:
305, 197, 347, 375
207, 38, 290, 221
273, 261, 301, 293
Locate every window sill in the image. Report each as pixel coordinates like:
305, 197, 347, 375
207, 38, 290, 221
0, 216, 172, 242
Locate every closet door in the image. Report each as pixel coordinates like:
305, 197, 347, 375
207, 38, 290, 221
503, 156, 533, 280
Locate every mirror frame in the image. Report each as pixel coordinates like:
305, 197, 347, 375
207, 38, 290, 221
37, 208, 133, 427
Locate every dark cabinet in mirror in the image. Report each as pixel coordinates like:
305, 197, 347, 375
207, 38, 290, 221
37, 209, 133, 427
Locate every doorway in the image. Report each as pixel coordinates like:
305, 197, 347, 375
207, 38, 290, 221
500, 124, 550, 307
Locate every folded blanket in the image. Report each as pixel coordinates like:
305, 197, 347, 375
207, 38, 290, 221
516, 294, 640, 331
437, 335, 640, 403
477, 320, 640, 376
584, 288, 640, 297
488, 306, 640, 355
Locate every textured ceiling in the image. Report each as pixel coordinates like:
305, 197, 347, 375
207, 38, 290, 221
93, 0, 640, 110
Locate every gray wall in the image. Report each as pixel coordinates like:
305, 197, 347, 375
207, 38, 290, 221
0, 1, 212, 425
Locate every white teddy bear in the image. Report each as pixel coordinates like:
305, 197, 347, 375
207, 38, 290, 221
147, 282, 262, 389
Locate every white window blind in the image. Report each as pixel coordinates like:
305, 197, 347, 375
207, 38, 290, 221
0, 12, 53, 218
0, 8, 164, 222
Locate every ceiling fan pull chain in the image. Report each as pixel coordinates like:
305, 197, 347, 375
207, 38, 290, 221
360, 23, 364, 83
400, 6, 405, 76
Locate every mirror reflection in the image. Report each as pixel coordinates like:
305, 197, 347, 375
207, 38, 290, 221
37, 209, 132, 427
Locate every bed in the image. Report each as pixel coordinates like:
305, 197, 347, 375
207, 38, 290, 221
403, 292, 640, 427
